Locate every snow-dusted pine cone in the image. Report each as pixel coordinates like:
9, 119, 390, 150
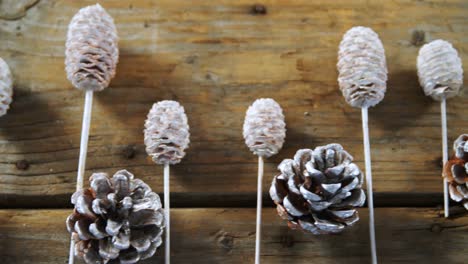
337, 26, 387, 108
65, 4, 119, 92
417, 40, 463, 101
66, 170, 165, 264
443, 134, 468, 210
270, 144, 365, 234
243, 98, 286, 158
0, 58, 13, 117
144, 100, 190, 165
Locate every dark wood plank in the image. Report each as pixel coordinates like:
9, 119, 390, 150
0, 208, 467, 263
0, 0, 467, 206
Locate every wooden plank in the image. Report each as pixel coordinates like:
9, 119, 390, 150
0, 0, 467, 206
0, 208, 466, 263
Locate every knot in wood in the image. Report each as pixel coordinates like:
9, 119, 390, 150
251, 4, 267, 15
15, 160, 29, 170
431, 223, 442, 233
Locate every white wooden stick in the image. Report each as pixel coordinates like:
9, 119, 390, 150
361, 107, 377, 264
164, 163, 170, 264
255, 156, 264, 264
441, 98, 449, 218
69, 90, 94, 264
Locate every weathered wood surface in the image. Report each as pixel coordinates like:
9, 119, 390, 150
0, 0, 467, 207
0, 208, 466, 264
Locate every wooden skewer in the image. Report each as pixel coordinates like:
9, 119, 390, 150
69, 90, 94, 264
164, 163, 171, 264
361, 107, 378, 264
440, 98, 449, 218
255, 156, 264, 264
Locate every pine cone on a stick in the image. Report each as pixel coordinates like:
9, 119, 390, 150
66, 170, 165, 263
0, 58, 13, 117
65, 4, 119, 91
243, 98, 286, 158
337, 26, 387, 108
270, 144, 365, 234
417, 40, 463, 101
144, 100, 190, 165
443, 134, 468, 210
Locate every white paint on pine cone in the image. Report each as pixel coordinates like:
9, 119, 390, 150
0, 58, 13, 117
337, 26, 387, 108
144, 100, 190, 165
417, 39, 463, 101
65, 4, 119, 92
243, 98, 286, 158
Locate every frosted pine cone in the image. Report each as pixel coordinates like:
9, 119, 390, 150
337, 26, 387, 108
0, 58, 13, 117
270, 144, 365, 234
443, 134, 468, 210
65, 4, 119, 92
144, 100, 190, 165
66, 170, 165, 264
417, 40, 463, 101
243, 98, 286, 158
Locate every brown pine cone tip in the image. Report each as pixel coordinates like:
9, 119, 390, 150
243, 98, 286, 158
417, 40, 463, 101
144, 100, 190, 165
0, 58, 13, 117
66, 170, 165, 264
65, 4, 119, 92
269, 144, 366, 234
337, 26, 387, 108
443, 134, 468, 210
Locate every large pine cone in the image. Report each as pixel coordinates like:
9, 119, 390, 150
66, 170, 165, 264
243, 98, 286, 158
443, 134, 468, 210
65, 4, 119, 92
270, 144, 365, 234
0, 58, 13, 117
144, 100, 190, 165
337, 26, 387, 108
417, 40, 463, 101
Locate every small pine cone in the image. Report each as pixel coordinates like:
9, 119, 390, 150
144, 100, 190, 165
269, 144, 365, 234
243, 98, 286, 158
65, 4, 119, 92
443, 134, 468, 210
417, 40, 463, 101
66, 170, 165, 264
337, 26, 387, 108
0, 58, 13, 117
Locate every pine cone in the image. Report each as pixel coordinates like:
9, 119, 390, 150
65, 4, 119, 92
243, 98, 286, 158
269, 144, 365, 234
443, 134, 468, 210
337, 26, 387, 108
417, 40, 463, 101
66, 170, 165, 264
144, 100, 190, 165
0, 58, 13, 117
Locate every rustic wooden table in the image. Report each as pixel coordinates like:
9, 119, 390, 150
0, 0, 467, 263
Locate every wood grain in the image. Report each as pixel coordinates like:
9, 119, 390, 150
0, 208, 466, 264
0, 0, 467, 206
